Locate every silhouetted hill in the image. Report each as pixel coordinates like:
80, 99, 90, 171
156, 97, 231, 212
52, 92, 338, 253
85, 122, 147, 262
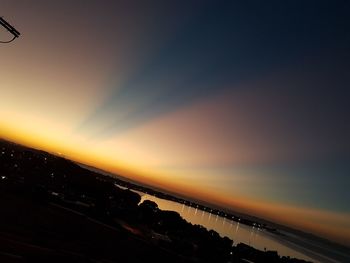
0, 138, 317, 262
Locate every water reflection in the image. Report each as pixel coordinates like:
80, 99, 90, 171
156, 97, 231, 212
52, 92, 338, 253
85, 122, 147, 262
140, 194, 316, 262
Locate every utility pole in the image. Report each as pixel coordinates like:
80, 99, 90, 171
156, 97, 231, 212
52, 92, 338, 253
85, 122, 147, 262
0, 17, 20, 43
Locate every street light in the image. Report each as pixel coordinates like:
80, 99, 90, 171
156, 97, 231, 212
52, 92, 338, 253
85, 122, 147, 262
0, 16, 20, 43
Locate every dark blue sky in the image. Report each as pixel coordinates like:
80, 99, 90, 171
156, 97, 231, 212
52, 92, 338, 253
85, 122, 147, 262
79, 0, 350, 137
2, 0, 350, 244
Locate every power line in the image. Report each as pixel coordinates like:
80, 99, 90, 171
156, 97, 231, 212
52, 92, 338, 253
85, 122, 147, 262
0, 16, 20, 43
0, 35, 16, 43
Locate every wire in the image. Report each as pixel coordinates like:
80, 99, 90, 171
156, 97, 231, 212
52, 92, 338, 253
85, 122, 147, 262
0, 35, 16, 43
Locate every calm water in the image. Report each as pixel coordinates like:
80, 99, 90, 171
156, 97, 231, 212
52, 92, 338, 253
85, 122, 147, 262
140, 194, 318, 262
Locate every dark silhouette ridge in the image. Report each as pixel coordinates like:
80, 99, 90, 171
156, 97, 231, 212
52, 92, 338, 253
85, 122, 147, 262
0, 138, 317, 262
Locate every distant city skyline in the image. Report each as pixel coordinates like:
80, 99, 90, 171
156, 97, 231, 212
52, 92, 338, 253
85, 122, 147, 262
1, 1, 349, 246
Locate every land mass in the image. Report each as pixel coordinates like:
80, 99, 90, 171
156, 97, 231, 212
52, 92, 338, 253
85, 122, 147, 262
1, 138, 348, 263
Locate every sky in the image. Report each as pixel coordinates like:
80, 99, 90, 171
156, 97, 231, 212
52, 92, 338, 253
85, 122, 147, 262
1, 0, 349, 245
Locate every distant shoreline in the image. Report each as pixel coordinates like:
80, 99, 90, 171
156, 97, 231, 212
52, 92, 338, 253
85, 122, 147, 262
97, 169, 350, 263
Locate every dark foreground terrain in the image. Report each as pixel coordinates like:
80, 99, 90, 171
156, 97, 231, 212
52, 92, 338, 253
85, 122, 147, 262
0, 139, 311, 263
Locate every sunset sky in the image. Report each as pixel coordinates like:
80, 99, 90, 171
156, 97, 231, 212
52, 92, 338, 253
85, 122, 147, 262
1, 1, 349, 245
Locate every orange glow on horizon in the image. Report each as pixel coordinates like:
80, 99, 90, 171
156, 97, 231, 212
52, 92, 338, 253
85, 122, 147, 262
1, 120, 350, 246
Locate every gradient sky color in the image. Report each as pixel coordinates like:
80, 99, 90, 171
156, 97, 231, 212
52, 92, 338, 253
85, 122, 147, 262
1, 1, 349, 245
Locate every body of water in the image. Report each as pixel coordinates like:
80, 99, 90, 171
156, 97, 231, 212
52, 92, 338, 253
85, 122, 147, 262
140, 194, 320, 262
